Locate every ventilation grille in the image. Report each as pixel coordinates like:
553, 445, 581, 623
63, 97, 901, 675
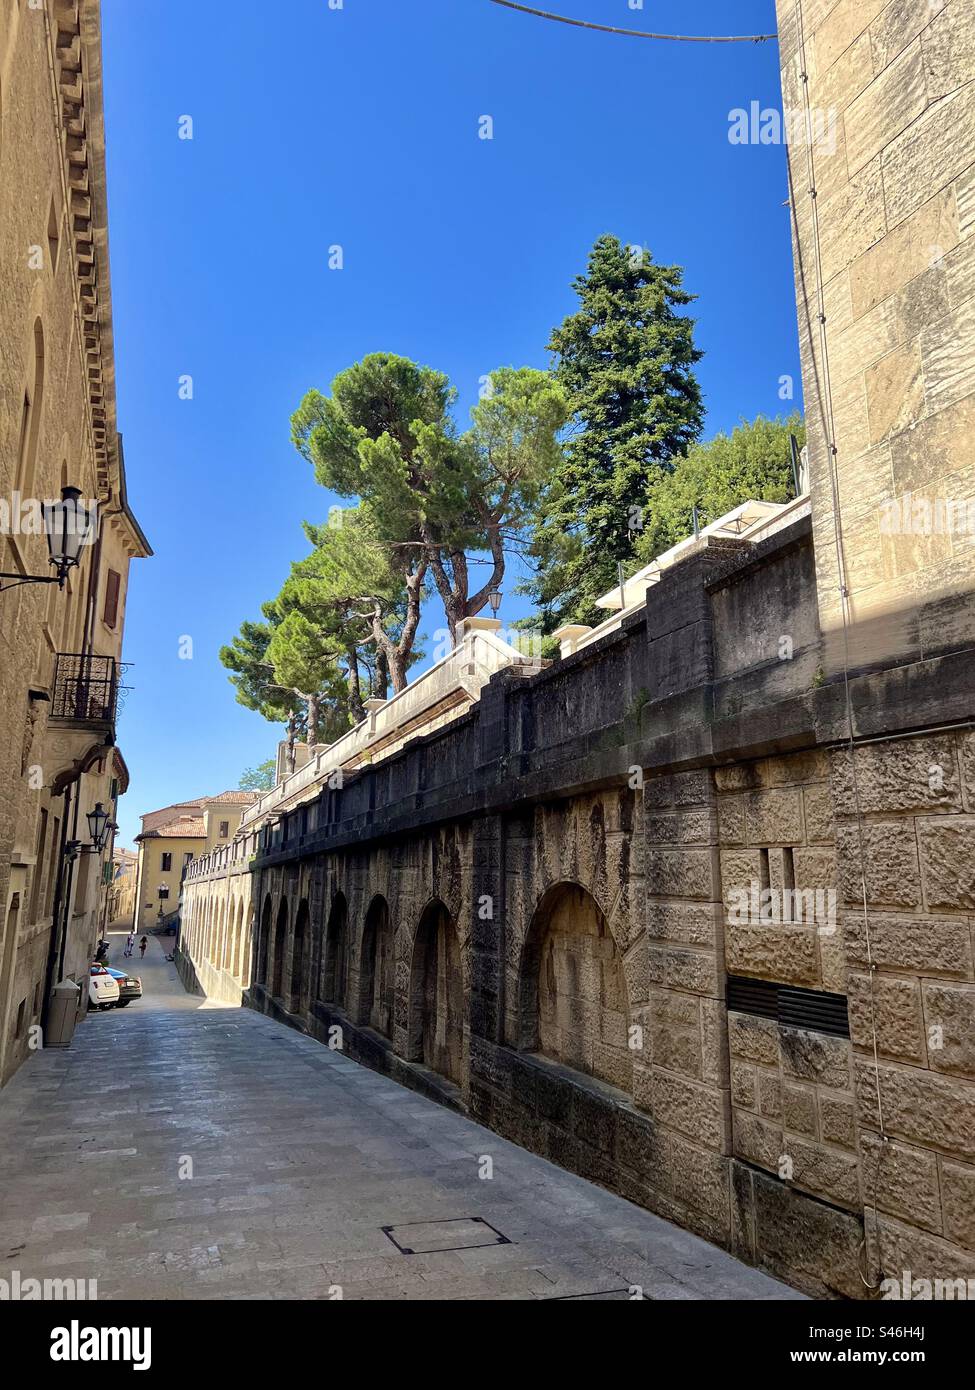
728, 975, 849, 1039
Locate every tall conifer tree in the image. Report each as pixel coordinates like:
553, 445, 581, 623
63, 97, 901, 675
525, 235, 704, 627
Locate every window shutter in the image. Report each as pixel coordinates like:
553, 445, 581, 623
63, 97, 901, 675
103, 569, 121, 628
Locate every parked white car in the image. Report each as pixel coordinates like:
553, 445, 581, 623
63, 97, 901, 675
88, 965, 120, 1010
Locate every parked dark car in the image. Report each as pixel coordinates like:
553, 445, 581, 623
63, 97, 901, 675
105, 966, 142, 1007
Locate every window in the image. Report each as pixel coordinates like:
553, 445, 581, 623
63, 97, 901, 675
16, 320, 44, 495
183, 852, 194, 865
219, 821, 229, 838
29, 808, 48, 922
103, 569, 121, 629
160, 852, 172, 872
47, 198, 60, 273
45, 816, 60, 916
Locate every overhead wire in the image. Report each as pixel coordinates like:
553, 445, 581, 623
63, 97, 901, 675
485, 0, 777, 44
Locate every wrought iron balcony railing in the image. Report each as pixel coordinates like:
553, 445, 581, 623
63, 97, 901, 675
50, 652, 119, 727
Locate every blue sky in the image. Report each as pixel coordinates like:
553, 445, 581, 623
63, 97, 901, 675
101, 0, 798, 847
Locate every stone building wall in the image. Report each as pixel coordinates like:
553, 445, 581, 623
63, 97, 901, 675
776, 0, 975, 669
0, 0, 149, 1086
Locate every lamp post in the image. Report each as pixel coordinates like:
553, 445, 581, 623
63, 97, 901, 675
488, 586, 502, 617
0, 486, 95, 593
86, 802, 110, 853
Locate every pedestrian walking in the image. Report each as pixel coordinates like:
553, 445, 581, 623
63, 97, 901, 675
124, 932, 135, 958
139, 935, 148, 958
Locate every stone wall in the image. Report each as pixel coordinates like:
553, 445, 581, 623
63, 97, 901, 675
776, 0, 975, 669
0, 0, 149, 1086
181, 512, 975, 1296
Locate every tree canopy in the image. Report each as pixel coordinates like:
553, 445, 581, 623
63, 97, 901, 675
523, 234, 704, 628
633, 414, 805, 564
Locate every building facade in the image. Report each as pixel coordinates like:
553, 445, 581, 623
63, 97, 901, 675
107, 846, 138, 925
0, 0, 150, 1085
133, 792, 257, 939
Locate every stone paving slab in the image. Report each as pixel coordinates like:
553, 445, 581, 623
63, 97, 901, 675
0, 930, 804, 1301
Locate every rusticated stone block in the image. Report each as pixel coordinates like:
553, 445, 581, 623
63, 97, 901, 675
918, 819, 975, 910
592, 1041, 634, 1092
791, 848, 837, 894
842, 910, 973, 977
645, 808, 715, 845
725, 921, 820, 987
644, 769, 714, 810
835, 821, 922, 908
785, 1136, 861, 1209
922, 981, 975, 1075
646, 900, 720, 947
960, 731, 975, 806
616, 1104, 670, 1188
717, 796, 745, 846
732, 1061, 757, 1108
669, 1136, 731, 1224
719, 849, 764, 900
848, 970, 925, 1063
941, 1159, 975, 1249
714, 764, 758, 793
647, 847, 717, 901
766, 750, 832, 787
649, 988, 698, 1028
875, 1214, 975, 1287
820, 1093, 856, 1149
856, 1058, 975, 1160
820, 929, 849, 994
830, 737, 961, 815
750, 1167, 866, 1299
700, 996, 728, 1087
782, 1081, 818, 1137
781, 1026, 852, 1089
570, 1083, 618, 1155
649, 946, 719, 996
759, 1071, 782, 1121
651, 1070, 729, 1150
632, 1061, 653, 1114
860, 1131, 942, 1233
734, 1110, 783, 1171
802, 783, 835, 844
651, 1013, 702, 1080
730, 1159, 756, 1263
744, 788, 803, 846
728, 1011, 778, 1066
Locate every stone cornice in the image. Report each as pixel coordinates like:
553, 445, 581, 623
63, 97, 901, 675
47, 0, 119, 503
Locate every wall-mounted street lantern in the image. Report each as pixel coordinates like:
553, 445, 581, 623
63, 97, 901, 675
86, 803, 110, 852
0, 486, 95, 593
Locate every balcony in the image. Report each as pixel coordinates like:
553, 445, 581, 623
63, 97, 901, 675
50, 652, 118, 730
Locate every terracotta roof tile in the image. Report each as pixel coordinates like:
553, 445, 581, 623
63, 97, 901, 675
137, 816, 206, 840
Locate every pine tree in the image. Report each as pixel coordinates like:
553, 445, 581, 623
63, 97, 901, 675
525, 235, 704, 628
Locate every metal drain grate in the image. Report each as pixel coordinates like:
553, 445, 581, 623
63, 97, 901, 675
727, 974, 850, 1039
382, 1216, 512, 1255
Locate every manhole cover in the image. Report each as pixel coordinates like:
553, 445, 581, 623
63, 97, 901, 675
382, 1217, 512, 1255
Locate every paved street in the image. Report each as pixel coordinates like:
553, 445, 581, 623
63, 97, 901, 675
0, 928, 801, 1301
